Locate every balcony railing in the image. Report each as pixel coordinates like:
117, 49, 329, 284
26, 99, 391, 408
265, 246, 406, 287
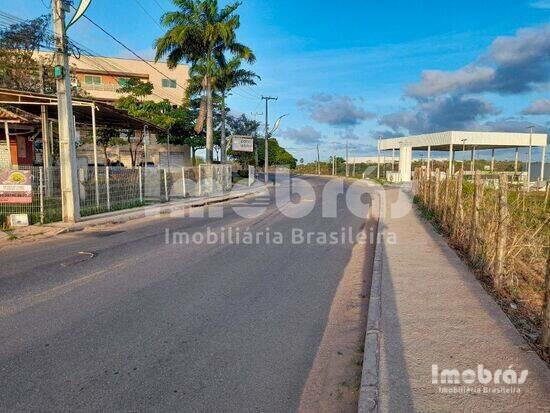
81, 83, 120, 92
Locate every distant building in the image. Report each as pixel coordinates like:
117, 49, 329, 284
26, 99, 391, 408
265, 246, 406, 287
38, 53, 189, 106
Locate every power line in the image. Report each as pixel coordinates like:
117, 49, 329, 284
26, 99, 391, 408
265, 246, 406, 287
132, 0, 163, 30
77, 12, 189, 92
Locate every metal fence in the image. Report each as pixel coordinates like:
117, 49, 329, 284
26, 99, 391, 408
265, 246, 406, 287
1, 164, 233, 227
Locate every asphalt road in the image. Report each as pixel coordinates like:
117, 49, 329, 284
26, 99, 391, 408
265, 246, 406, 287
0, 176, 373, 412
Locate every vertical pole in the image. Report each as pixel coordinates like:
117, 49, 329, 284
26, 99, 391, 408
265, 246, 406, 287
434, 168, 441, 210
52, 0, 80, 222
540, 145, 546, 182
198, 165, 202, 196
332, 156, 335, 176
39, 167, 45, 224
352, 157, 356, 176
91, 105, 99, 207
181, 167, 186, 197
494, 174, 509, 288
105, 166, 111, 211
448, 143, 453, 177
527, 127, 533, 191
392, 148, 395, 172
316, 144, 320, 175
138, 166, 143, 203
452, 169, 464, 240
163, 168, 169, 201
427, 145, 431, 178
262, 97, 277, 184
514, 147, 519, 173
376, 137, 381, 179
4, 122, 12, 167
491, 149, 495, 172
345, 140, 349, 177
471, 147, 475, 174
469, 171, 481, 260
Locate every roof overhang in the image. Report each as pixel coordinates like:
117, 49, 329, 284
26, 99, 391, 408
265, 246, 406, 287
0, 88, 165, 133
379, 131, 548, 151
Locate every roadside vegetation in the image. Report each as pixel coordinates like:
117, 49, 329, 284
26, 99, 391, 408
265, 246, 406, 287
413, 167, 549, 362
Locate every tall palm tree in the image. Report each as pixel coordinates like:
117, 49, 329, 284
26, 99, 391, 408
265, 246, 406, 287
154, 0, 255, 164
188, 56, 259, 162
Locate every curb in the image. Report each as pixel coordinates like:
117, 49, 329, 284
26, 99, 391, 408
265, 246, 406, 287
358, 209, 384, 412
60, 185, 268, 233
1, 185, 267, 244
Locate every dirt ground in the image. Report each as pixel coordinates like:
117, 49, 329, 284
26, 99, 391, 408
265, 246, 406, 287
298, 215, 378, 413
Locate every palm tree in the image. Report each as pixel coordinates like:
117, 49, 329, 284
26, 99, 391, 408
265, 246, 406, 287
154, 0, 255, 164
188, 56, 259, 162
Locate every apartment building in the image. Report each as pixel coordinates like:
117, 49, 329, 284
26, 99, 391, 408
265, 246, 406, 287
74, 55, 189, 105
38, 53, 189, 106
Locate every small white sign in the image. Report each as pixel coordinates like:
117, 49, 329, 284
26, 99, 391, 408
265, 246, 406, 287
232, 136, 254, 152
7, 214, 29, 227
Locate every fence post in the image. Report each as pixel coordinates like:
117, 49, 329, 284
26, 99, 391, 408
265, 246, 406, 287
494, 174, 509, 288
542, 247, 550, 355
198, 166, 202, 196
163, 168, 169, 202
39, 167, 45, 224
469, 171, 481, 260
452, 169, 464, 240
434, 168, 441, 212
544, 181, 549, 213
106, 166, 111, 211
138, 166, 143, 203
442, 173, 450, 229
182, 167, 187, 197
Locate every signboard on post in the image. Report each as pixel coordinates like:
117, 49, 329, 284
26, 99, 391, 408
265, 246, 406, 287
231, 136, 254, 153
0, 169, 32, 204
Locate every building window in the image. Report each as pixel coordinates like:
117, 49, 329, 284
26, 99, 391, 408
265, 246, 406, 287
84, 75, 102, 85
162, 78, 177, 88
117, 77, 130, 87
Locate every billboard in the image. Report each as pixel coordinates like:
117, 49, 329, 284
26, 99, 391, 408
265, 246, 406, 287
0, 169, 32, 204
231, 136, 254, 152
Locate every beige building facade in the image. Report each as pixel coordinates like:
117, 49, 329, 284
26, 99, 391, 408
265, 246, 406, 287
38, 53, 189, 106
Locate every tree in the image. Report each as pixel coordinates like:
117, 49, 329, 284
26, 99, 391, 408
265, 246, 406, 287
0, 15, 54, 92
97, 127, 125, 165
154, 0, 255, 164
188, 56, 259, 163
117, 78, 154, 100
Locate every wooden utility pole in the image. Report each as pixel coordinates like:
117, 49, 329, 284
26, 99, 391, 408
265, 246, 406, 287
52, 0, 80, 222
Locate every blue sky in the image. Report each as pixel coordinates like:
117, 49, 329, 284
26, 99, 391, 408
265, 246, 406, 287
2, 0, 549, 161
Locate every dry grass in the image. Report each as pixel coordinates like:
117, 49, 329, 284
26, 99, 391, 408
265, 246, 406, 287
414, 169, 549, 363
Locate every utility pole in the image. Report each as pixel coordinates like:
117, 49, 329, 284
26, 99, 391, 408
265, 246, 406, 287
316, 144, 321, 175
345, 140, 349, 177
52, 0, 80, 222
251, 112, 263, 168
262, 96, 277, 184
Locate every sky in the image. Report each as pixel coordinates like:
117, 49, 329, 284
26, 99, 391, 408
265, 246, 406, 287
2, 0, 550, 161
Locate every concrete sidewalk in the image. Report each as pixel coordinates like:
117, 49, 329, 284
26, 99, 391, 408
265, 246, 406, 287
361, 187, 550, 412
0, 183, 267, 248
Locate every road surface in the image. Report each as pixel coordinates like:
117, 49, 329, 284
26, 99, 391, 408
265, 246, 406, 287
0, 176, 374, 412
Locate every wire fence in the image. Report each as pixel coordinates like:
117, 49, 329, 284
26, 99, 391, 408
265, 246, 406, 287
1, 164, 233, 227
413, 166, 549, 356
